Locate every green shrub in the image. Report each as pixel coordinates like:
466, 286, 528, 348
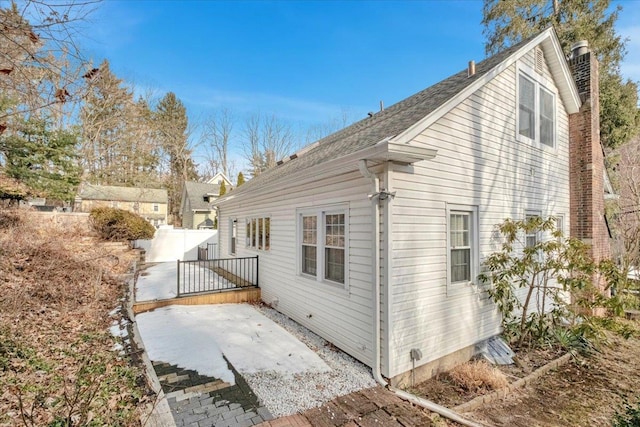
612, 398, 640, 427
89, 207, 155, 241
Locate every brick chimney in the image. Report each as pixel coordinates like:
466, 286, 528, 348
568, 41, 611, 268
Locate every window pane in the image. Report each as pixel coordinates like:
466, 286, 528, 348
325, 247, 344, 283
302, 216, 317, 244
251, 219, 257, 248
525, 214, 539, 248
265, 218, 270, 250
246, 220, 250, 246
325, 214, 345, 248
450, 213, 470, 247
451, 248, 471, 282
258, 218, 263, 250
540, 88, 554, 146
519, 75, 535, 139
302, 245, 317, 276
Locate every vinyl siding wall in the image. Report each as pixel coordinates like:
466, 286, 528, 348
217, 169, 376, 366
387, 49, 570, 378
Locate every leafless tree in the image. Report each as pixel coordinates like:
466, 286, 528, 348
201, 107, 233, 178
304, 107, 356, 144
242, 112, 296, 177
0, 1, 99, 129
611, 137, 640, 277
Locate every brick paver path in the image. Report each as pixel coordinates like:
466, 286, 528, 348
153, 360, 274, 427
257, 386, 440, 427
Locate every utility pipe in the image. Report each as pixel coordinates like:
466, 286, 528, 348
358, 159, 485, 427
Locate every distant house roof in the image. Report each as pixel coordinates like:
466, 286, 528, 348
183, 181, 220, 211
77, 184, 167, 203
216, 28, 579, 204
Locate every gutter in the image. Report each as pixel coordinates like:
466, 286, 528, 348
358, 159, 485, 427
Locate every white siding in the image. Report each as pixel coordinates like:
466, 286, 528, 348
218, 170, 376, 366
388, 48, 571, 377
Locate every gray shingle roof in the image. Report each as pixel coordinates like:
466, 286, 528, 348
78, 184, 167, 203
184, 181, 220, 210
219, 35, 537, 201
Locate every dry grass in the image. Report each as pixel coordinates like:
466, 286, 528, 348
448, 360, 509, 393
0, 209, 147, 426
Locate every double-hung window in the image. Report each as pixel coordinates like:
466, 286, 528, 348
525, 211, 542, 249
447, 204, 479, 290
298, 206, 347, 287
517, 67, 556, 148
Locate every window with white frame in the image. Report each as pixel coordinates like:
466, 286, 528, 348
517, 68, 556, 148
245, 217, 270, 251
525, 211, 542, 248
298, 207, 347, 286
153, 203, 159, 212
554, 214, 564, 242
447, 204, 478, 287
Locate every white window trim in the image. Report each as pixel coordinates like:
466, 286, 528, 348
525, 209, 542, 249
296, 205, 349, 289
230, 218, 237, 256
554, 214, 565, 242
446, 204, 479, 294
516, 62, 557, 149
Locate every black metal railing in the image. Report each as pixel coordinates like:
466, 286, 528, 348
197, 243, 218, 260
176, 256, 258, 297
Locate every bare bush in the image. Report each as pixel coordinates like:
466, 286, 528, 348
0, 209, 147, 426
448, 360, 508, 393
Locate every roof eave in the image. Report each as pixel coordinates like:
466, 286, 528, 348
393, 28, 580, 145
216, 141, 437, 207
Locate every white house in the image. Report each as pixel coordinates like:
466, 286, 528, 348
214, 29, 609, 386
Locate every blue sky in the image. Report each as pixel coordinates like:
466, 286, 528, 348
83, 0, 640, 175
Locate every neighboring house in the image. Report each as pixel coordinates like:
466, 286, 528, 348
74, 184, 168, 226
180, 175, 233, 229
214, 29, 609, 386
207, 172, 233, 188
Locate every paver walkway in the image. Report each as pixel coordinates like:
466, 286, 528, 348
257, 386, 441, 427
152, 360, 274, 427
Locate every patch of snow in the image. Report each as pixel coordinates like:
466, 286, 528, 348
135, 263, 177, 301
135, 262, 234, 301
135, 304, 329, 386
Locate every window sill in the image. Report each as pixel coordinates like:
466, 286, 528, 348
298, 273, 349, 294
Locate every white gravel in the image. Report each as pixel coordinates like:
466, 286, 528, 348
246, 305, 377, 417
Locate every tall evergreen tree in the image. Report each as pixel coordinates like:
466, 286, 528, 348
482, 0, 639, 149
236, 171, 245, 187
219, 180, 227, 197
154, 92, 198, 223
0, 116, 80, 200
80, 61, 161, 186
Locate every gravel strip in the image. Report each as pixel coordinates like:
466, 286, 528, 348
246, 304, 377, 417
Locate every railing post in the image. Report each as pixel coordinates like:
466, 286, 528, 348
176, 259, 180, 297
255, 256, 259, 287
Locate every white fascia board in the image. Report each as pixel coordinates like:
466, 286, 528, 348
392, 28, 579, 145
540, 33, 581, 114
216, 141, 437, 209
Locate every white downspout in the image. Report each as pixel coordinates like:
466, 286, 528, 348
358, 159, 485, 427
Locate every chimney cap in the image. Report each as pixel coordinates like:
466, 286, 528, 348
570, 40, 589, 57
